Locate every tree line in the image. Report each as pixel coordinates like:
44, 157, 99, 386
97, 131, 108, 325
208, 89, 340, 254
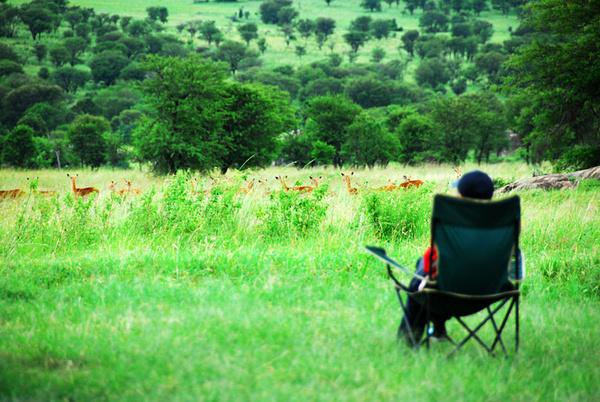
1, 0, 598, 173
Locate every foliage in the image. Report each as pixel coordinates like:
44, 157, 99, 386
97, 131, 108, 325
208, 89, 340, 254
67, 114, 110, 168
503, 0, 600, 165
1, 125, 35, 168
361, 184, 432, 241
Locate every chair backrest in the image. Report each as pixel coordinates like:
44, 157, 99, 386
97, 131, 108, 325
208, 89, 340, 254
430, 194, 521, 296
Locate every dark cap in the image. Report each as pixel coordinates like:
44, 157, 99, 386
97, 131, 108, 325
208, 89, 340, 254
456, 170, 494, 200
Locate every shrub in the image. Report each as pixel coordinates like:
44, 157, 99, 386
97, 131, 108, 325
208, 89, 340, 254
361, 184, 432, 241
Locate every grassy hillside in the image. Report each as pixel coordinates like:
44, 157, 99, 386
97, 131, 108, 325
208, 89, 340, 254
10, 0, 519, 68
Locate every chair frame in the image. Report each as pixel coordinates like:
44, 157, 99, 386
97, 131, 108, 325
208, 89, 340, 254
366, 194, 524, 358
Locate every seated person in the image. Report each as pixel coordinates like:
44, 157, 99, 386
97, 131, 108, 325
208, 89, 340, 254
399, 170, 495, 343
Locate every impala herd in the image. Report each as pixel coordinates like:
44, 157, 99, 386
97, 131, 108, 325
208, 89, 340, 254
0, 168, 465, 201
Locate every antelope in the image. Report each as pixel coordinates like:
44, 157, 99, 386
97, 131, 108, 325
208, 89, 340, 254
341, 172, 358, 195
374, 180, 397, 192
453, 167, 462, 180
67, 174, 99, 198
27, 177, 57, 197
257, 179, 271, 195
237, 179, 255, 195
275, 176, 314, 193
399, 175, 424, 189
108, 181, 118, 193
0, 189, 26, 199
123, 180, 142, 195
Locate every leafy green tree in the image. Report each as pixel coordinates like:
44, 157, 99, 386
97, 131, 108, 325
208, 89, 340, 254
74, 22, 91, 39
345, 75, 393, 108
257, 38, 268, 54
503, 0, 600, 163
1, 125, 35, 167
19, 2, 54, 40
401, 30, 419, 56
371, 19, 391, 40
2, 83, 63, 127
304, 94, 362, 167
63, 36, 88, 66
394, 111, 435, 164
67, 114, 109, 168
51, 67, 91, 94
429, 93, 498, 164
414, 35, 446, 59
200, 21, 220, 46
0, 3, 20, 38
146, 7, 168, 23
238, 22, 259, 46
89, 51, 131, 85
315, 17, 335, 40
49, 44, 69, 67
0, 60, 23, 77
474, 51, 508, 83
218, 82, 296, 173
341, 114, 398, 168
350, 16, 372, 33
216, 41, 249, 75
419, 11, 449, 33
361, 0, 382, 12
295, 45, 306, 59
277, 6, 299, 26
415, 57, 451, 88
471, 0, 489, 15
297, 19, 314, 45
473, 20, 494, 44
63, 9, 83, 30
344, 31, 369, 53
260, 0, 293, 24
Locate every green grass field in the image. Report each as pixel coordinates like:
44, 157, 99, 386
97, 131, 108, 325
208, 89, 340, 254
1, 163, 600, 400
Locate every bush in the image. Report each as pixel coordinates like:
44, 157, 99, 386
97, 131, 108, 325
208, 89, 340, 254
553, 145, 600, 172
361, 184, 433, 241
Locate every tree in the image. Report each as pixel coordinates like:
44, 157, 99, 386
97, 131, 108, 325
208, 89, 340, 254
371, 19, 391, 40
344, 31, 369, 53
67, 114, 109, 168
341, 114, 398, 168
218, 82, 296, 173
401, 30, 419, 56
304, 94, 363, 167
89, 51, 130, 85
0, 60, 23, 77
345, 75, 393, 108
315, 17, 335, 40
238, 22, 259, 46
0, 3, 20, 38
2, 84, 63, 127
297, 19, 314, 45
136, 54, 294, 174
216, 41, 249, 75
200, 21, 220, 46
429, 94, 494, 164
295, 45, 306, 59
472, 20, 494, 44
19, 2, 54, 40
63, 36, 88, 66
464, 92, 508, 164
51, 67, 92, 94
257, 38, 268, 54
415, 58, 451, 88
472, 0, 489, 15
393, 111, 435, 164
49, 45, 69, 67
503, 0, 600, 163
419, 11, 449, 33
2, 125, 35, 168
260, 0, 293, 24
63, 9, 83, 30
277, 6, 299, 26
361, 0, 382, 12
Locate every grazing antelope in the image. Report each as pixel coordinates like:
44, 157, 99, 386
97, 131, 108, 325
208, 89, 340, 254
341, 172, 358, 195
67, 174, 99, 198
275, 176, 314, 193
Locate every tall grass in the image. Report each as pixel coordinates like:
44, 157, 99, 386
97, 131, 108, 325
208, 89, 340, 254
1, 163, 600, 400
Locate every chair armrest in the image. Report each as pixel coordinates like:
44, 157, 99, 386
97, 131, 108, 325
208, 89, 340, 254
364, 245, 428, 282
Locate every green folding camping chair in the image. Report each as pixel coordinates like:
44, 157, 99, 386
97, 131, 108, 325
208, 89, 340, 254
366, 194, 525, 358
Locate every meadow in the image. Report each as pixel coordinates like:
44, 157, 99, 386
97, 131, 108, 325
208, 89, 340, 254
1, 162, 600, 400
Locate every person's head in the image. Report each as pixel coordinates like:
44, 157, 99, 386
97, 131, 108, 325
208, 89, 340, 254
454, 170, 494, 200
